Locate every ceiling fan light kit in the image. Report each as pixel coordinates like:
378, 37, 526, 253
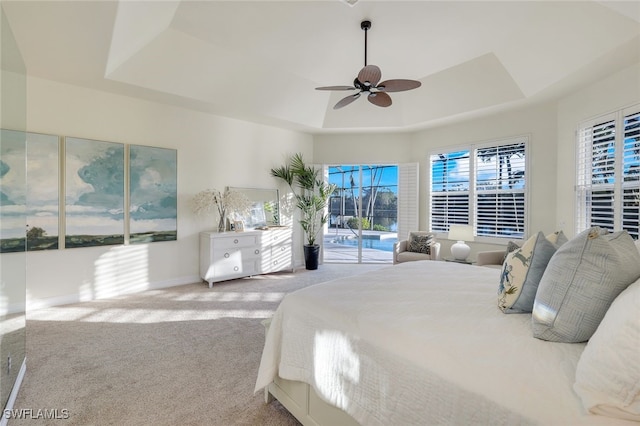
316, 20, 421, 110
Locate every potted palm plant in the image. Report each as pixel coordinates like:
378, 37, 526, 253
271, 153, 336, 270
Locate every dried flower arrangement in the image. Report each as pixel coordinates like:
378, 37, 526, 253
193, 188, 251, 232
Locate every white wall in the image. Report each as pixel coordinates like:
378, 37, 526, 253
25, 77, 312, 309
556, 63, 640, 238
313, 132, 414, 164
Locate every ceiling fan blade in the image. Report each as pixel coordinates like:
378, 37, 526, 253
377, 79, 422, 93
315, 85, 356, 91
334, 93, 361, 109
368, 92, 392, 108
357, 65, 382, 87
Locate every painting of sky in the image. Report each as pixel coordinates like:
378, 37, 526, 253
0, 129, 26, 251
65, 137, 124, 247
129, 145, 177, 242
26, 132, 59, 250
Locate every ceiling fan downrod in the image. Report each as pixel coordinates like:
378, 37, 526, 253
361, 20, 371, 67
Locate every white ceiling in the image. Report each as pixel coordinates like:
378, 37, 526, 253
2, 1, 640, 134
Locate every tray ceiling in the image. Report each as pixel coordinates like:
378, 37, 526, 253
2, 1, 639, 133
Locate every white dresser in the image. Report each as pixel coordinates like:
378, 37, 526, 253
199, 228, 293, 287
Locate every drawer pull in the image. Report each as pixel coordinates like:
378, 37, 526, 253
255, 249, 260, 255
224, 253, 230, 258
234, 239, 239, 244
234, 266, 239, 272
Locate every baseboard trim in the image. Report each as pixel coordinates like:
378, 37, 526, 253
27, 275, 202, 311
1, 358, 26, 426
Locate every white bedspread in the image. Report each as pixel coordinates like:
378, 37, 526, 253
255, 261, 632, 425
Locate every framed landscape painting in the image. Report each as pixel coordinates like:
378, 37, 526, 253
0, 129, 26, 253
26, 132, 59, 251
64, 137, 125, 248
129, 145, 177, 243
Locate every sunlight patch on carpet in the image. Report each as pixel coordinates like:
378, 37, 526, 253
29, 307, 276, 323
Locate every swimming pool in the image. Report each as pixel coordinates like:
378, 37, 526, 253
333, 236, 397, 252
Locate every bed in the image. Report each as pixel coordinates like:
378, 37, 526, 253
255, 250, 639, 425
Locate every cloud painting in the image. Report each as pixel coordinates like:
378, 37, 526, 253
0, 129, 27, 252
65, 137, 124, 248
129, 145, 177, 243
26, 132, 59, 250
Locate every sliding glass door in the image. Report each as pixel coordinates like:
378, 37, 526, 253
323, 164, 398, 263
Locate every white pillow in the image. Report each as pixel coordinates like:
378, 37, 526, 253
573, 278, 640, 421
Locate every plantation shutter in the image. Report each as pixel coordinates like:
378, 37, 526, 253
397, 163, 418, 241
319, 163, 329, 255
622, 109, 640, 239
576, 105, 640, 239
429, 150, 470, 233
429, 137, 527, 239
475, 139, 527, 239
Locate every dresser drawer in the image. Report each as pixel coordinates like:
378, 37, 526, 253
213, 255, 258, 278
269, 243, 292, 271
213, 246, 263, 259
214, 234, 258, 249
262, 228, 292, 244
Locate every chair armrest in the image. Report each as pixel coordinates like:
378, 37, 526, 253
393, 240, 408, 264
476, 250, 505, 266
430, 242, 441, 261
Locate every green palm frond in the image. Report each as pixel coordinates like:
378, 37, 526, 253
271, 153, 336, 246
270, 165, 294, 186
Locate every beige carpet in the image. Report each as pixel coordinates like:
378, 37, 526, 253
11, 264, 385, 425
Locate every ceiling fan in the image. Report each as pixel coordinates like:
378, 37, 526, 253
316, 20, 421, 110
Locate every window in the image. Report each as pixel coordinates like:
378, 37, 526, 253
576, 106, 640, 239
430, 137, 527, 239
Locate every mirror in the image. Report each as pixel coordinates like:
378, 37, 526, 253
228, 187, 279, 229
1, 8, 27, 410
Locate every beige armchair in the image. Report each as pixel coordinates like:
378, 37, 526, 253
477, 240, 521, 268
476, 250, 505, 269
393, 232, 441, 264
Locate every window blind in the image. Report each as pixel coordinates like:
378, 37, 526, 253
397, 163, 419, 241
429, 151, 470, 232
576, 106, 639, 239
429, 137, 527, 239
475, 141, 526, 238
623, 110, 640, 239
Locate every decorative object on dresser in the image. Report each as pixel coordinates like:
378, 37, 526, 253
270, 153, 336, 270
199, 227, 293, 287
193, 187, 251, 232
448, 224, 474, 261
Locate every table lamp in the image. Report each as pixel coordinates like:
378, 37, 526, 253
448, 224, 474, 261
